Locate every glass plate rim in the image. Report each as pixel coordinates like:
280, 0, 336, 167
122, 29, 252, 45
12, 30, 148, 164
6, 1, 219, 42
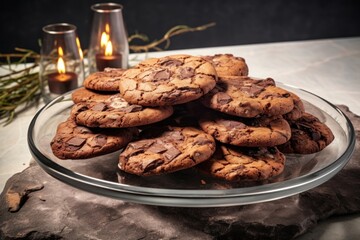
27, 83, 356, 206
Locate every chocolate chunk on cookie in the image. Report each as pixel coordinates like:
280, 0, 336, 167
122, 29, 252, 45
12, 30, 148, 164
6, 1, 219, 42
198, 145, 285, 182
198, 108, 291, 147
119, 126, 216, 176
119, 54, 217, 106
72, 87, 118, 103
72, 94, 173, 128
278, 112, 334, 154
50, 118, 138, 159
201, 76, 295, 118
204, 54, 249, 77
84, 68, 125, 92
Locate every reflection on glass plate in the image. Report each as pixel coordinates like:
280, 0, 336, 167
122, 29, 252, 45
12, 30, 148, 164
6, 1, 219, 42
28, 83, 355, 207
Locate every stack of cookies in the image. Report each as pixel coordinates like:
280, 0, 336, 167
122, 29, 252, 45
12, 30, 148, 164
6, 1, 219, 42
50, 54, 334, 182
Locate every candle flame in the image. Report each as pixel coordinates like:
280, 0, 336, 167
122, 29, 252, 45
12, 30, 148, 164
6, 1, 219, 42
76, 37, 83, 60
105, 41, 113, 56
57, 46, 66, 74
58, 46, 64, 57
100, 24, 114, 56
57, 57, 66, 74
100, 32, 110, 48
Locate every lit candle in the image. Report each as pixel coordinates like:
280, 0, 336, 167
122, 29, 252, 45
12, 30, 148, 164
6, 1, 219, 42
47, 47, 78, 94
95, 28, 122, 71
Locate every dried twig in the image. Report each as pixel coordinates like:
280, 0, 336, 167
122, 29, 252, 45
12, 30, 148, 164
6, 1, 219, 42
129, 22, 216, 52
0, 48, 41, 125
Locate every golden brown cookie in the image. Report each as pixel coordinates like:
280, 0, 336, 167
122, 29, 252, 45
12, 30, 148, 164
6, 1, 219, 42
283, 92, 305, 121
71, 87, 117, 104
83, 68, 125, 92
204, 54, 249, 77
119, 54, 217, 106
198, 109, 291, 147
201, 76, 295, 118
50, 118, 138, 159
198, 145, 286, 182
72, 94, 173, 128
119, 126, 216, 176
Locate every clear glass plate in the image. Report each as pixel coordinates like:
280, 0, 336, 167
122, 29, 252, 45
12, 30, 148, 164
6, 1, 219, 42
28, 83, 356, 207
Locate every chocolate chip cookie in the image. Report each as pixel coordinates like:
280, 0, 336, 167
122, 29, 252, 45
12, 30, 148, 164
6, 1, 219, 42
72, 94, 173, 128
278, 112, 334, 154
83, 68, 125, 92
201, 76, 295, 118
71, 87, 117, 104
198, 109, 291, 147
119, 126, 216, 176
283, 92, 305, 121
119, 54, 217, 106
50, 118, 138, 159
198, 145, 286, 182
204, 54, 249, 77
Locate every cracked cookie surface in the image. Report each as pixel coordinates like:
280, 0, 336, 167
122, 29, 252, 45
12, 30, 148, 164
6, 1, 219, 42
278, 112, 334, 154
198, 109, 291, 147
72, 94, 173, 128
50, 118, 138, 159
84, 68, 125, 92
119, 54, 217, 106
201, 76, 295, 118
198, 145, 285, 182
203, 54, 249, 77
119, 126, 216, 176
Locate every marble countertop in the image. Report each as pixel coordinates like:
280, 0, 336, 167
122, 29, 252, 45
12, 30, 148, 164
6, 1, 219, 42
1, 37, 360, 239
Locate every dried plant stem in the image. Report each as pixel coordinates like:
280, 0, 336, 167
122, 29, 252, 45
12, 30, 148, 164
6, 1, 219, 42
129, 22, 216, 52
0, 49, 41, 125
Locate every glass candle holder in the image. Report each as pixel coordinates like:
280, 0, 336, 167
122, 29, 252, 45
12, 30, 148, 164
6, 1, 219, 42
88, 3, 129, 73
40, 23, 84, 103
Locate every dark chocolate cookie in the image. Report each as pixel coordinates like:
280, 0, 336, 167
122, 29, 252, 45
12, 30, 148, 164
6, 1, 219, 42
198, 145, 286, 182
72, 94, 173, 128
119, 126, 216, 176
198, 109, 291, 147
83, 68, 125, 92
201, 76, 295, 118
278, 112, 334, 154
50, 118, 138, 159
204, 54, 249, 77
119, 54, 217, 106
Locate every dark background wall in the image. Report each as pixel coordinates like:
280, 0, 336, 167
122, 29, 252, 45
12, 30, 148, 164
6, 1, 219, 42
1, 0, 360, 54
